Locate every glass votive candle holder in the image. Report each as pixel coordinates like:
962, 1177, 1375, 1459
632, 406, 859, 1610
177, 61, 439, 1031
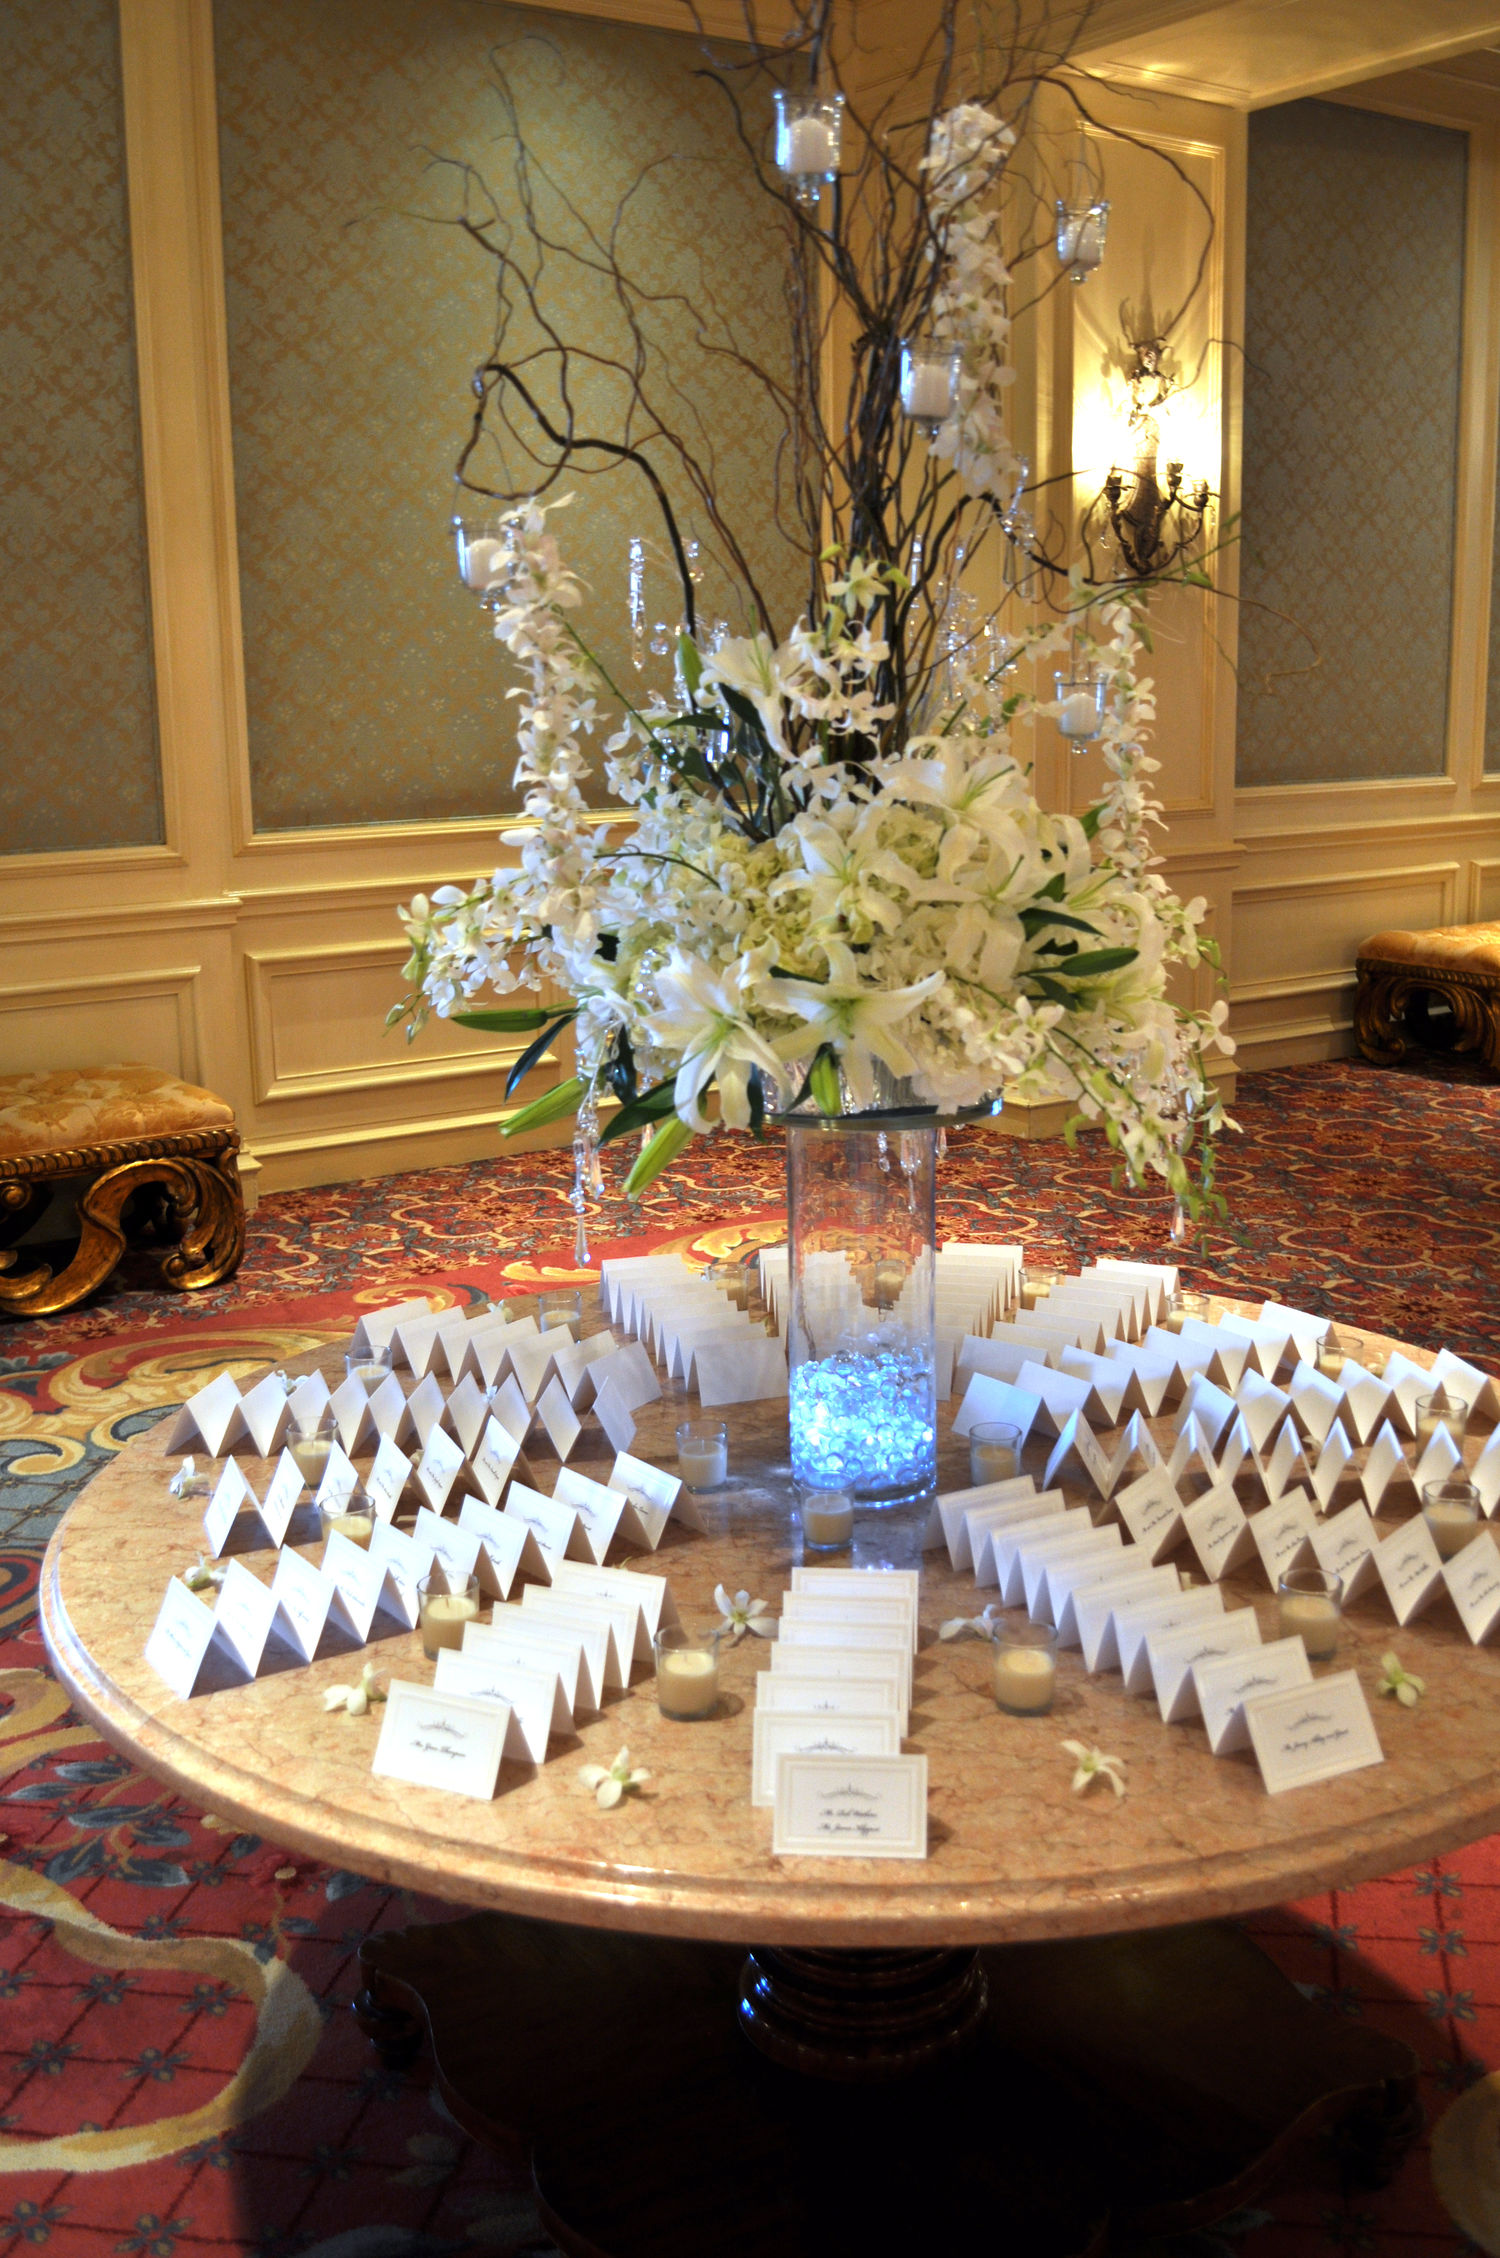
1277, 1566, 1342, 1660
801, 1488, 854, 1551
1019, 1267, 1059, 1311
345, 1345, 393, 1391
969, 1421, 1022, 1487
289, 1407, 338, 1487
1415, 1389, 1468, 1449
677, 1417, 728, 1492
320, 1499, 375, 1550
654, 1624, 722, 1719
538, 1288, 583, 1335
1315, 1326, 1348, 1382
992, 1622, 1058, 1715
1163, 1288, 1209, 1336
418, 1570, 482, 1660
1423, 1477, 1482, 1561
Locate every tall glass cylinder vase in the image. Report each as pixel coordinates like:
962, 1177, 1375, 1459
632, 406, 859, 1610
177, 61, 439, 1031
786, 1118, 938, 1508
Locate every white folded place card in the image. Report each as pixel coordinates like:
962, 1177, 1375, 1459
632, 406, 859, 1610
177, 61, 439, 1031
587, 1341, 661, 1415
1431, 1348, 1500, 1423
980, 1504, 1090, 1593
1021, 1527, 1124, 1623
1414, 1425, 1463, 1492
552, 1469, 641, 1563
456, 1495, 546, 1598
1074, 1567, 1181, 1672
608, 1449, 701, 1540
1373, 1515, 1445, 1625
371, 1679, 508, 1801
1049, 1548, 1152, 1646
1195, 1634, 1313, 1756
470, 1417, 523, 1510
1147, 1606, 1261, 1724
1310, 1500, 1380, 1603
365, 1520, 427, 1628
950, 1372, 1041, 1447
790, 1567, 920, 1609
367, 1372, 415, 1447
591, 1378, 637, 1455
1244, 1670, 1384, 1794
1176, 1374, 1237, 1452
1249, 1492, 1318, 1586
1056, 1349, 1130, 1427
213, 1557, 281, 1678
1361, 1421, 1412, 1514
166, 1370, 247, 1458
327, 1376, 377, 1457
775, 1616, 912, 1686
412, 1507, 483, 1592
934, 1478, 1041, 1571
351, 1297, 433, 1356
268, 1544, 360, 1663
782, 1590, 917, 1655
1114, 1587, 1226, 1694
1104, 1342, 1178, 1417
1474, 1430, 1500, 1518
695, 1334, 787, 1407
535, 1376, 583, 1463
1181, 1483, 1258, 1582
1309, 1424, 1355, 1513
505, 1481, 589, 1569
756, 1675, 902, 1719
1233, 1368, 1292, 1454
1165, 1416, 1220, 1496
1015, 1362, 1093, 1439
768, 1641, 909, 1729
1335, 1361, 1391, 1447
365, 1434, 413, 1524
202, 1458, 251, 1558
550, 1557, 677, 1653
519, 1590, 626, 1697
1115, 1468, 1185, 1563
415, 1423, 468, 1516
405, 1373, 449, 1449
505, 1338, 556, 1405
1043, 1412, 1116, 1498
751, 1710, 902, 1807
320, 1527, 384, 1642
1443, 1531, 1500, 1644
465, 1612, 584, 1715
1179, 1320, 1250, 1393
432, 1647, 566, 1764
144, 1576, 223, 1698
771, 1753, 927, 1859
314, 1441, 362, 1515
239, 1374, 291, 1460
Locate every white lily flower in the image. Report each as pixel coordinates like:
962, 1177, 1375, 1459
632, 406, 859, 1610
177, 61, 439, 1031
578, 1747, 651, 1809
767, 940, 943, 1109
715, 1584, 776, 1640
1061, 1741, 1127, 1798
323, 1664, 385, 1717
697, 634, 792, 753
648, 947, 784, 1130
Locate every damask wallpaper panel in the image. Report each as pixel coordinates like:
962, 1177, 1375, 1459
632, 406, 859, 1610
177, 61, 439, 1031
0, 0, 163, 855
213, 0, 805, 833
1236, 99, 1465, 788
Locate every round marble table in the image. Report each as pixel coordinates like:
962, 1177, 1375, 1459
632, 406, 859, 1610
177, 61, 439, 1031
40, 1306, 1484, 2256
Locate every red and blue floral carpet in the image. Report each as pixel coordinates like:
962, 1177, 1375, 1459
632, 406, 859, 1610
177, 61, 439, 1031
2, 1058, 1500, 2258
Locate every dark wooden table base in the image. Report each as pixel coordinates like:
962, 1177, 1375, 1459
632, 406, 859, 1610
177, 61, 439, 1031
355, 1914, 1419, 2258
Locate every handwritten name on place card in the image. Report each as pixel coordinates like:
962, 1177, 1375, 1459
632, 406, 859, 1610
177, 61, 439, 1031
371, 1680, 509, 1801
1243, 1670, 1384, 1795
772, 1753, 927, 1859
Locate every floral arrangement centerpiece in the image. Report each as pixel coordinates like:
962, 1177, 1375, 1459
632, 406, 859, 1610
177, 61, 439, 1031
390, 11, 1234, 1503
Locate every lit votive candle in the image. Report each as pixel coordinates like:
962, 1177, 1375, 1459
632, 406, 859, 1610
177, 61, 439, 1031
654, 1625, 721, 1719
539, 1289, 583, 1336
1018, 1267, 1059, 1311
345, 1348, 392, 1390
1277, 1567, 1342, 1660
1315, 1327, 1348, 1382
969, 1421, 1022, 1488
992, 1623, 1058, 1715
323, 1510, 374, 1550
1162, 1288, 1208, 1336
419, 1572, 482, 1660
1415, 1389, 1468, 1450
801, 1488, 854, 1551
1423, 1477, 1481, 1561
289, 1410, 338, 1486
677, 1417, 728, 1492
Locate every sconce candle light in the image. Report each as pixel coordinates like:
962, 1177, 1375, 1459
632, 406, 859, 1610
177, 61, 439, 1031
1056, 198, 1109, 284
900, 337, 961, 437
1053, 668, 1109, 744
1101, 340, 1213, 580
774, 90, 844, 206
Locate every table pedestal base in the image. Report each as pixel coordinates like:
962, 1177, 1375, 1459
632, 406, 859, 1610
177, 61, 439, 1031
354, 1914, 1419, 2258
737, 1945, 988, 2078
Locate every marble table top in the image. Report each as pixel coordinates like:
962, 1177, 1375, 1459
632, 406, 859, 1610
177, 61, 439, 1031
39, 1296, 1500, 1947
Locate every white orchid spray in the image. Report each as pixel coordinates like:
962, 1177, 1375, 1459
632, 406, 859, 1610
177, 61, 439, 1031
392, 98, 1233, 1241
715, 1585, 776, 1641
579, 1747, 651, 1809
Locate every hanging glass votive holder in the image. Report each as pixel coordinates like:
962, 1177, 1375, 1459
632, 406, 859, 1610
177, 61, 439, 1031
774, 90, 844, 207
1053, 668, 1110, 745
900, 337, 962, 437
1055, 198, 1109, 283
453, 497, 512, 605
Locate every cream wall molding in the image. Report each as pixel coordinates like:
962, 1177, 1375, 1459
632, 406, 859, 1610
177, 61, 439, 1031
0, 896, 243, 946
0, 965, 208, 1085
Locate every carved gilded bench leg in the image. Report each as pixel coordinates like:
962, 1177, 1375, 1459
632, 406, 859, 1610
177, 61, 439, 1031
0, 1147, 245, 1318
1353, 966, 1414, 1065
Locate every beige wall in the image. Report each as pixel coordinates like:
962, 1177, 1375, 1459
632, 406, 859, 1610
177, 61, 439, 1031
4, 0, 1500, 1203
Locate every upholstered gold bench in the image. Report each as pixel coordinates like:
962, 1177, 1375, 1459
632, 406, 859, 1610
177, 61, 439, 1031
0, 1065, 246, 1318
1355, 923, 1500, 1074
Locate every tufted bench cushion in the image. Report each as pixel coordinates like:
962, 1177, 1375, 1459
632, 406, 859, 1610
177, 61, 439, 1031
0, 1064, 244, 1318
1355, 925, 1500, 1074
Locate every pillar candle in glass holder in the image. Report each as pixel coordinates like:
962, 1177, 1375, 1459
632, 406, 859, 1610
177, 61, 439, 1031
1162, 1288, 1208, 1336
801, 1488, 854, 1551
969, 1421, 1022, 1487
322, 1508, 374, 1551
419, 1571, 481, 1660
539, 1289, 582, 1336
676, 1417, 728, 1492
899, 337, 960, 432
1277, 1566, 1341, 1660
1423, 1477, 1481, 1561
1415, 1389, 1468, 1450
992, 1623, 1057, 1715
289, 1410, 339, 1487
654, 1625, 721, 1719
346, 1346, 393, 1391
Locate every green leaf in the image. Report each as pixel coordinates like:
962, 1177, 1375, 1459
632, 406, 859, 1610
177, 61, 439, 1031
505, 1013, 574, 1100
1019, 907, 1101, 940
1051, 947, 1139, 978
452, 1006, 571, 1035
809, 1049, 843, 1115
1135, 616, 1154, 653
599, 1079, 679, 1146
1036, 873, 1066, 901
623, 1114, 694, 1199
1079, 803, 1103, 840
676, 631, 703, 696
500, 1075, 584, 1139
1028, 974, 1079, 1009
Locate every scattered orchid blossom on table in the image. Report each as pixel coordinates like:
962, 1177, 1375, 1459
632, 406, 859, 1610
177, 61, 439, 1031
1062, 1741, 1127, 1798
323, 1664, 386, 1717
1379, 1654, 1426, 1708
939, 1606, 1002, 1642
579, 1748, 651, 1809
715, 1586, 776, 1640
182, 1555, 225, 1593
169, 1458, 206, 1498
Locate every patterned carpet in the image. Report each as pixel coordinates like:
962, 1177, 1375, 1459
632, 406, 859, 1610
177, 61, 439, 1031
2, 1056, 1500, 2257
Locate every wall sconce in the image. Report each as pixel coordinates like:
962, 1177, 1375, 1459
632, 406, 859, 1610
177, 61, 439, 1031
1101, 340, 1212, 579
1055, 131, 1108, 284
